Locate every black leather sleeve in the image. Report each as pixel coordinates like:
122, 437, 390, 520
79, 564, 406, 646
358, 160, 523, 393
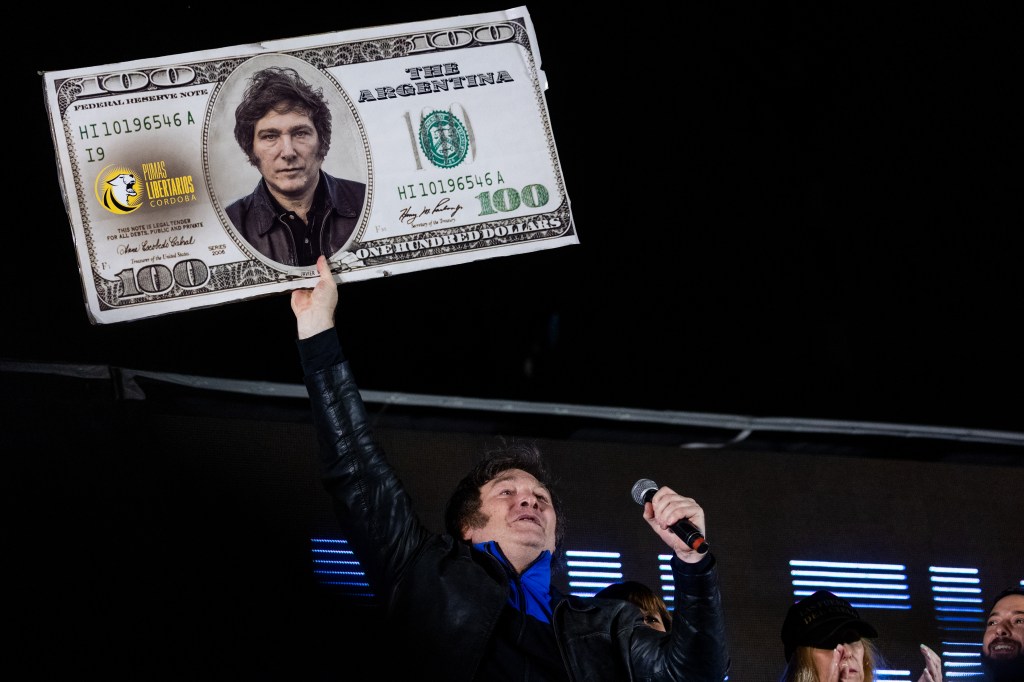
304, 361, 431, 594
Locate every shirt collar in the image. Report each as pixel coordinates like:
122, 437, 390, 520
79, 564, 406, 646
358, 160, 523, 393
474, 541, 553, 622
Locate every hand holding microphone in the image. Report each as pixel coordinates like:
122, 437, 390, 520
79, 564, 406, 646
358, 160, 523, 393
631, 478, 709, 555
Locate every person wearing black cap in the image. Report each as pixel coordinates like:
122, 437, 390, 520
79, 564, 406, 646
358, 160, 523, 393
981, 586, 1024, 681
779, 590, 942, 681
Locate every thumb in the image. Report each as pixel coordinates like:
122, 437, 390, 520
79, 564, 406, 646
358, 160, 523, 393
316, 255, 331, 280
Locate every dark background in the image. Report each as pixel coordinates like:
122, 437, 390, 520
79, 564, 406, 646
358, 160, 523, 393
11, 4, 1021, 433
8, 6, 1023, 680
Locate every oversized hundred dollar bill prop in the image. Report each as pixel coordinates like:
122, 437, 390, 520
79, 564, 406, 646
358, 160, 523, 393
42, 6, 576, 324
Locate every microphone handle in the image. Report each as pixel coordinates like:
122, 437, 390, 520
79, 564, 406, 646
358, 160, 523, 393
670, 519, 709, 554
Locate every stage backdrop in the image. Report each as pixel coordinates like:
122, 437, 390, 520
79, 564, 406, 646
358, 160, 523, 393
6, 365, 1021, 680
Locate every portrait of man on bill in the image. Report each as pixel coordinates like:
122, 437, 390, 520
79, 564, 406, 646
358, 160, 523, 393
225, 64, 366, 267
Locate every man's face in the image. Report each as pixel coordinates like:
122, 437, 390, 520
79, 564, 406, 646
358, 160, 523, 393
983, 594, 1024, 661
462, 468, 557, 556
251, 108, 323, 199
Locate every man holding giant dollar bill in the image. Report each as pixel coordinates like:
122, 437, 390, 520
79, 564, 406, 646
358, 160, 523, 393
226, 66, 365, 266
289, 256, 731, 681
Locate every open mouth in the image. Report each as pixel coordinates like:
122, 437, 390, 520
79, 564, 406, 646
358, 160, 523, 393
989, 640, 1020, 658
514, 514, 541, 526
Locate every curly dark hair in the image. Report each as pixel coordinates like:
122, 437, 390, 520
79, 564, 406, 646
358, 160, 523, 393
989, 586, 1024, 613
443, 438, 566, 553
233, 66, 332, 166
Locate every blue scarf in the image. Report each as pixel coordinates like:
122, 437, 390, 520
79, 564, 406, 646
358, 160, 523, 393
474, 541, 553, 623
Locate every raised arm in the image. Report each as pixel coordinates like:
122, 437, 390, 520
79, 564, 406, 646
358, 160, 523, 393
292, 256, 430, 596
640, 487, 730, 680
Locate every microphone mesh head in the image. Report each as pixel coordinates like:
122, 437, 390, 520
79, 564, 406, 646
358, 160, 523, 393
631, 478, 658, 505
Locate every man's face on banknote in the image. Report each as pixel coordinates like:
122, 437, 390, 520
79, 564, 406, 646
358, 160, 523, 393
252, 108, 323, 199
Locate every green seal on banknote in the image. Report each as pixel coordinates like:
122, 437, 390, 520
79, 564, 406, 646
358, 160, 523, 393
419, 110, 470, 169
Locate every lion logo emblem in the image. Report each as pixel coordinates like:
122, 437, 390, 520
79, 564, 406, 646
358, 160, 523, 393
95, 165, 145, 215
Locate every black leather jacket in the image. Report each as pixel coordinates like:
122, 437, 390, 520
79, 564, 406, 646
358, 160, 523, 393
305, 361, 730, 681
226, 171, 364, 265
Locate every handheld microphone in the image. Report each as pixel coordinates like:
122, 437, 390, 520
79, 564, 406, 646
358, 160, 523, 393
631, 478, 709, 554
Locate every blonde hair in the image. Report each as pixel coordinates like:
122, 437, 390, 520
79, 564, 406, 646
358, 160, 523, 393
779, 639, 880, 681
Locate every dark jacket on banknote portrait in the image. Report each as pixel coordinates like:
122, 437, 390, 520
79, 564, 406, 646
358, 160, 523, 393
299, 330, 730, 682
225, 171, 364, 266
